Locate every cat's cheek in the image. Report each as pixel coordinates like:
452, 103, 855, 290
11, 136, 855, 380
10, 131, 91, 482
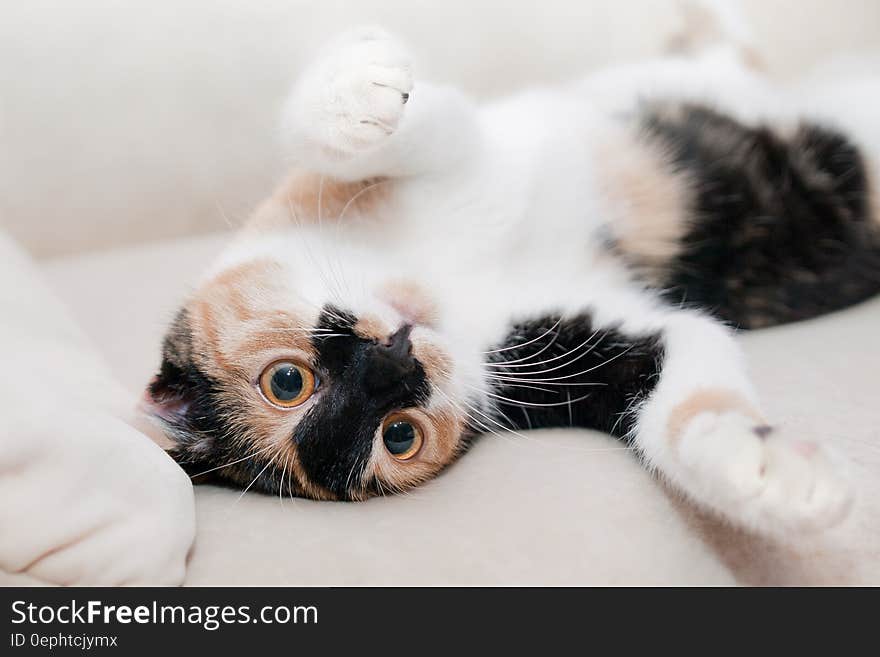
411, 338, 454, 388
368, 449, 443, 495
366, 407, 466, 493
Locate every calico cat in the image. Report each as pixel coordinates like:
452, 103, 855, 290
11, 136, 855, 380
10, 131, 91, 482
144, 14, 880, 534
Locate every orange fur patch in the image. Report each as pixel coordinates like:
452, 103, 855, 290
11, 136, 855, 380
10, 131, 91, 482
379, 279, 439, 327
429, 408, 466, 458
597, 130, 690, 267
244, 170, 391, 235
742, 47, 766, 73
412, 339, 453, 384
353, 314, 392, 343
172, 248, 460, 501
667, 388, 764, 442
365, 406, 466, 494
188, 259, 316, 377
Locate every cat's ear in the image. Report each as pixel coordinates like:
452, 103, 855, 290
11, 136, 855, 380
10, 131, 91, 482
145, 308, 199, 425
143, 371, 220, 481
143, 308, 220, 478
144, 369, 195, 426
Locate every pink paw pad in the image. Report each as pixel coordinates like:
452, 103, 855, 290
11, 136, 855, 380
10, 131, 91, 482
791, 440, 818, 458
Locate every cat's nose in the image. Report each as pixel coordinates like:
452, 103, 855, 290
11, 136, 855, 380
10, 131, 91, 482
364, 324, 416, 389
382, 323, 413, 360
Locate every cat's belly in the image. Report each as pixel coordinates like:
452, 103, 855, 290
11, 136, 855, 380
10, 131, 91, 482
381, 104, 617, 286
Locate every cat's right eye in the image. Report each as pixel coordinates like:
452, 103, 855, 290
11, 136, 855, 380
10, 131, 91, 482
259, 360, 317, 409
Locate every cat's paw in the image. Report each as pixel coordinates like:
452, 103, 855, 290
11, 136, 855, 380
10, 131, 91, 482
288, 27, 413, 154
677, 412, 852, 534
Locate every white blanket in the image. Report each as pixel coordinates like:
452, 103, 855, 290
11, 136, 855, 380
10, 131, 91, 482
0, 234, 194, 585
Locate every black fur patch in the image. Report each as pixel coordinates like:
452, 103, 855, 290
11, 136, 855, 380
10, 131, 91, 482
148, 309, 261, 488
486, 314, 664, 439
640, 103, 880, 329
293, 307, 430, 498
148, 305, 430, 500
148, 309, 226, 456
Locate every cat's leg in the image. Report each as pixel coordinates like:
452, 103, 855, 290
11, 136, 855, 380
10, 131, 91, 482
573, 0, 772, 118
282, 27, 477, 181
486, 292, 851, 534
633, 310, 852, 534
665, 0, 762, 70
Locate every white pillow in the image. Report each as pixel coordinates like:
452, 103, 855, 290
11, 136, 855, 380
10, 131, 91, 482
0, 233, 194, 585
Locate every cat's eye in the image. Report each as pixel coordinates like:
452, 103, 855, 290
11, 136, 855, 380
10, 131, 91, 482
382, 413, 424, 461
259, 361, 316, 408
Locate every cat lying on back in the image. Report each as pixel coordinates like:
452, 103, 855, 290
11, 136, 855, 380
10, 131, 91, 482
144, 12, 880, 535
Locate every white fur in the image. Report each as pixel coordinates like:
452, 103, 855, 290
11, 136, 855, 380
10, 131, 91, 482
207, 15, 878, 533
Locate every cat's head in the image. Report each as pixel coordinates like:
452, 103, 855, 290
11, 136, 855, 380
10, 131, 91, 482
143, 246, 485, 501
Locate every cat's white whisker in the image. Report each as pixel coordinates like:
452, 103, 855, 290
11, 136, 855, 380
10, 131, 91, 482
486, 327, 603, 370
188, 446, 275, 479
432, 387, 508, 436
487, 329, 610, 378
214, 200, 240, 231
480, 325, 563, 369
344, 454, 362, 496
498, 343, 639, 384
480, 381, 561, 395
257, 327, 336, 334
336, 179, 389, 223
288, 455, 297, 504
481, 317, 564, 355
232, 458, 276, 506
482, 373, 606, 388
285, 193, 343, 305
278, 452, 289, 507
460, 394, 633, 454
316, 174, 351, 304
476, 386, 595, 410
441, 388, 530, 442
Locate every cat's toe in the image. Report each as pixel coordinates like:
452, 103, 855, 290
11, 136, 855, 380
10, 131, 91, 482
678, 412, 852, 535
756, 438, 852, 533
296, 28, 413, 154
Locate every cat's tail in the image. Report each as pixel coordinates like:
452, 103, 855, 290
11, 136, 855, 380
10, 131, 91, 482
632, 102, 880, 330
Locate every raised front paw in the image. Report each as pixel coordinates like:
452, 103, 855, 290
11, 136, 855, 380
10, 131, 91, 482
677, 412, 852, 534
288, 27, 414, 154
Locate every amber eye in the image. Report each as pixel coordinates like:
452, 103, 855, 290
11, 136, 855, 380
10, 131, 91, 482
382, 413, 424, 460
259, 361, 316, 408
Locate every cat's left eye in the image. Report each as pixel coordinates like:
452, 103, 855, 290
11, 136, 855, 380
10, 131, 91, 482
259, 360, 317, 408
382, 413, 424, 461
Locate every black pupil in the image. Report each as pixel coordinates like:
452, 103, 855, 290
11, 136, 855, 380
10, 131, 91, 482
383, 421, 416, 455
270, 365, 304, 401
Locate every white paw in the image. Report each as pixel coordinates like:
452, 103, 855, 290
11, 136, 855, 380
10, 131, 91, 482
290, 27, 413, 154
677, 412, 852, 534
